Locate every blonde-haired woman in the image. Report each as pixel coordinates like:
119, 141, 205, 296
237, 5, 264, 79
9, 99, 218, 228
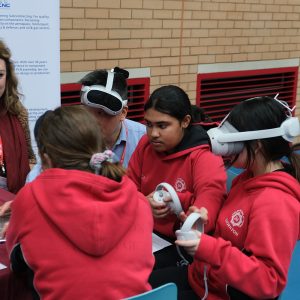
0, 40, 35, 194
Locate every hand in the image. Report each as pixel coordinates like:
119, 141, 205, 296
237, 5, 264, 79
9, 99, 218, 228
0, 201, 11, 238
175, 230, 202, 257
147, 192, 171, 219
0, 221, 9, 238
178, 206, 208, 224
0, 200, 12, 217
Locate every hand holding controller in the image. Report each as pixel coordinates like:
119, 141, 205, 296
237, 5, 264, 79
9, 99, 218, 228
175, 212, 204, 241
152, 190, 169, 204
153, 182, 183, 215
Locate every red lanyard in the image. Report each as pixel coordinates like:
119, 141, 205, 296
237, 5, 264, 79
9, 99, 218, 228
119, 123, 128, 165
0, 135, 6, 176
0, 136, 4, 166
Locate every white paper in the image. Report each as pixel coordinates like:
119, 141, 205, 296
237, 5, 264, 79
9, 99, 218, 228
152, 233, 172, 253
0, 263, 7, 270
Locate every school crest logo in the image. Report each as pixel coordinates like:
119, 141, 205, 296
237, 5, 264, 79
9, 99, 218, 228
230, 209, 244, 228
175, 178, 186, 192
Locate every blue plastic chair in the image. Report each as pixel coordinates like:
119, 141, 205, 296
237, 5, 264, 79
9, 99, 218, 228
279, 241, 300, 300
125, 283, 177, 300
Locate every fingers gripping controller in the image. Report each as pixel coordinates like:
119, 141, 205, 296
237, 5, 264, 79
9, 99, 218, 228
153, 182, 183, 215
176, 212, 204, 241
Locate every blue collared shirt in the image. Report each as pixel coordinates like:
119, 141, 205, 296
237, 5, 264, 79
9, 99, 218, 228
26, 158, 42, 183
112, 119, 146, 168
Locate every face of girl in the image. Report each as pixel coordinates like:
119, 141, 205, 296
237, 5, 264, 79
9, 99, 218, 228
144, 108, 190, 153
231, 147, 248, 169
231, 141, 260, 171
0, 59, 6, 99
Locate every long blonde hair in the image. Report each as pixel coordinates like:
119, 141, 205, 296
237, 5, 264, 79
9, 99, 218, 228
0, 40, 25, 115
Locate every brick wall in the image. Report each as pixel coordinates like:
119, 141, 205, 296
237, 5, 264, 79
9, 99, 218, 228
60, 0, 300, 113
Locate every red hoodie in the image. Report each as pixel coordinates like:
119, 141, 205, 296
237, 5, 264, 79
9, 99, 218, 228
6, 168, 154, 300
127, 125, 226, 237
189, 170, 300, 300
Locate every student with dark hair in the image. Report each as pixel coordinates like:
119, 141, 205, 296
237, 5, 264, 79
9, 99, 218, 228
127, 85, 226, 267
190, 104, 212, 123
80, 67, 146, 168
150, 96, 300, 300
6, 106, 154, 300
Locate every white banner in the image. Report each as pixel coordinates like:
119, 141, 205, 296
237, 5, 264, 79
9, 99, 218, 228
0, 0, 60, 151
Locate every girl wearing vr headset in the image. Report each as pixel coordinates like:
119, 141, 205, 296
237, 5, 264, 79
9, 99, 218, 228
150, 96, 300, 300
127, 85, 227, 267
5, 106, 154, 299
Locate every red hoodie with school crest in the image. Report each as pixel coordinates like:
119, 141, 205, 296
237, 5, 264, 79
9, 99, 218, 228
6, 168, 154, 300
189, 169, 300, 300
127, 125, 227, 238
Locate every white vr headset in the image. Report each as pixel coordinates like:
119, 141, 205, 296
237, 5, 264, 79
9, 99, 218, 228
207, 117, 300, 156
80, 71, 128, 116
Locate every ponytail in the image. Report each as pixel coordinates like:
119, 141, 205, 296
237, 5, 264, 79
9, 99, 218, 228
99, 162, 126, 183
89, 151, 126, 182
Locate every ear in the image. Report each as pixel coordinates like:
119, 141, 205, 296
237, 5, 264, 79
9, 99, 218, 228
254, 140, 262, 154
181, 115, 191, 129
41, 153, 53, 170
120, 106, 128, 121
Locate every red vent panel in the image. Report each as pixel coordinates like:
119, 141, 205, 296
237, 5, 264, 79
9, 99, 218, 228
61, 83, 81, 106
196, 67, 298, 122
126, 77, 150, 122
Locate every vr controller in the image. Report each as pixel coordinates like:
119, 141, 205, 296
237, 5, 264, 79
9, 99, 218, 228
153, 182, 183, 215
175, 212, 204, 241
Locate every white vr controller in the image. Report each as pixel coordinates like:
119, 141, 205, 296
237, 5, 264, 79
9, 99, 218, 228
153, 182, 183, 215
175, 212, 204, 241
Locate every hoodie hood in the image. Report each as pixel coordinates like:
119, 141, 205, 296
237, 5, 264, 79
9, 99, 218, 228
30, 168, 139, 256
236, 170, 300, 200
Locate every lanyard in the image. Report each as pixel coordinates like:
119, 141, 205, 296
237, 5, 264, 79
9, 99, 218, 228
0, 135, 6, 175
0, 135, 7, 188
0, 136, 4, 166
119, 123, 128, 165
